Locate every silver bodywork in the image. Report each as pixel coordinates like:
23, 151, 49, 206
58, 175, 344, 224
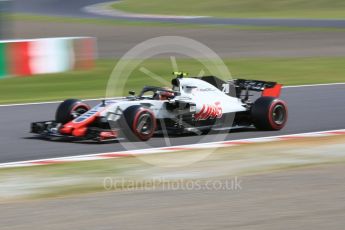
72, 77, 247, 125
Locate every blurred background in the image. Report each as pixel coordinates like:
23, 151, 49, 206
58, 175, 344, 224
0, 0, 345, 102
1, 1, 345, 229
0, 0, 11, 39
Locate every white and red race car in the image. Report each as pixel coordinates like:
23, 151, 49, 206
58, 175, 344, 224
31, 72, 288, 142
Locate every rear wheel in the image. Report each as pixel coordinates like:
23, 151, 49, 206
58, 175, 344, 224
251, 97, 288, 130
55, 99, 90, 124
121, 106, 156, 141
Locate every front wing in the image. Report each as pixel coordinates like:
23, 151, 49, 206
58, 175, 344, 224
31, 121, 119, 142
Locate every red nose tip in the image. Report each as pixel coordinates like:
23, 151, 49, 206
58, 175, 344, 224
59, 125, 73, 134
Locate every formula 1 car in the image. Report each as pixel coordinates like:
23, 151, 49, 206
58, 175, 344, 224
31, 72, 288, 142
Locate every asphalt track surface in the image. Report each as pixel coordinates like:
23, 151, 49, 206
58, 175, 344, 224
1, 84, 345, 164
11, 0, 345, 28
2, 164, 345, 230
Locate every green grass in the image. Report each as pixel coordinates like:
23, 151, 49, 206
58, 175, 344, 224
112, 0, 345, 19
1, 57, 345, 104
12, 13, 345, 32
11, 13, 200, 28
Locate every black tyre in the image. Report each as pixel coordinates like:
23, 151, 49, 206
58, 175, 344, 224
251, 97, 288, 130
55, 99, 90, 124
120, 105, 156, 141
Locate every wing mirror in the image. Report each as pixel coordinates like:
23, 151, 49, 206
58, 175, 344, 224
128, 91, 135, 96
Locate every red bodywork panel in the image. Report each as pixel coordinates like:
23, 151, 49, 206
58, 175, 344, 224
100, 131, 118, 140
60, 113, 99, 137
262, 84, 282, 98
59, 102, 118, 138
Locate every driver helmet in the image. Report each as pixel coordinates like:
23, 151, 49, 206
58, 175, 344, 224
159, 91, 174, 100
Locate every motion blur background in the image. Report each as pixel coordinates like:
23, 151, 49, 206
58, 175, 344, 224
1, 1, 345, 230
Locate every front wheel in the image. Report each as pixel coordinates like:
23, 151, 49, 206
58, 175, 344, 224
55, 99, 90, 124
121, 106, 156, 141
251, 97, 288, 130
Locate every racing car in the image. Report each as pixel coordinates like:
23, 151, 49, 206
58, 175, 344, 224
31, 72, 288, 142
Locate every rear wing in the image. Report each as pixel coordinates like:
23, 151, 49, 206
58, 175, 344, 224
195, 76, 282, 98
233, 79, 282, 98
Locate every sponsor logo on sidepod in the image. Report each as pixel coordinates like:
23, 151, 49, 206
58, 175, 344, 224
195, 102, 223, 120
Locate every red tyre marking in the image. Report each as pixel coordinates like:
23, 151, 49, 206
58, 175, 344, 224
268, 100, 288, 130
132, 108, 156, 141
71, 103, 91, 113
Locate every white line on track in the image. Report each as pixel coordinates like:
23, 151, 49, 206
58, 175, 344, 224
1, 128, 345, 168
0, 97, 122, 107
1, 82, 345, 108
283, 82, 345, 88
